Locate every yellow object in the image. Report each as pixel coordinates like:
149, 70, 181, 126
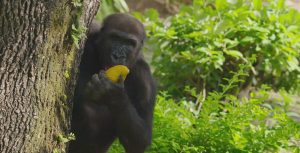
105, 65, 130, 83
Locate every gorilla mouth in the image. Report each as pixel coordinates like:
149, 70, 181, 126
103, 62, 116, 71
104, 59, 127, 70
104, 65, 112, 71
104, 64, 124, 71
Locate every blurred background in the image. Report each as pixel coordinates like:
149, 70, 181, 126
95, 0, 300, 152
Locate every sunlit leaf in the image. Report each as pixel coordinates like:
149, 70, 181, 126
252, 0, 262, 10
224, 50, 244, 59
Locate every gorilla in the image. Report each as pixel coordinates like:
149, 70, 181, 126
69, 13, 156, 153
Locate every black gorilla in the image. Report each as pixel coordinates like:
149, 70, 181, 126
69, 13, 156, 153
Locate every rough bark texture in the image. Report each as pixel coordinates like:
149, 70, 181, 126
0, 0, 100, 152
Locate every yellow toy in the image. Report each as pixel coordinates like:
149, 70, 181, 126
105, 65, 129, 83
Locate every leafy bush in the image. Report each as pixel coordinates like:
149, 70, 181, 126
139, 0, 300, 95
148, 89, 300, 153
108, 63, 300, 153
147, 64, 300, 153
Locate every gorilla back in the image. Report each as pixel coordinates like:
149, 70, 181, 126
69, 13, 156, 153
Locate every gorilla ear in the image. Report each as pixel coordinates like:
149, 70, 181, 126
93, 34, 103, 45
141, 37, 146, 46
143, 37, 146, 44
99, 24, 106, 32
88, 20, 102, 35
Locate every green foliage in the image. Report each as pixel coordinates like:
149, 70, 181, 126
71, 0, 83, 8
148, 94, 299, 152
71, 0, 86, 48
53, 133, 76, 153
108, 63, 300, 152
140, 0, 300, 95
56, 133, 76, 144
148, 63, 300, 152
108, 139, 125, 153
71, 24, 87, 48
149, 93, 201, 153
100, 0, 300, 152
95, 0, 129, 21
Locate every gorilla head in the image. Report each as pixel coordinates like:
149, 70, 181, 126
93, 13, 146, 69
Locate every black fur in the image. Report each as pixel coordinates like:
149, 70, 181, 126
69, 13, 156, 153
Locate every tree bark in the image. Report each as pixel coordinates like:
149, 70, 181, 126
0, 0, 100, 152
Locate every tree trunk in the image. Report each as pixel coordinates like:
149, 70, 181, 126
0, 0, 100, 152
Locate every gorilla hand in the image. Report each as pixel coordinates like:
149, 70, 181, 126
84, 70, 124, 103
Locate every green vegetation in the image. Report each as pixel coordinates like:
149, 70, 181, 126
71, 0, 87, 48
109, 63, 300, 152
148, 63, 300, 152
95, 0, 129, 21
138, 0, 300, 96
54, 133, 76, 153
100, 0, 300, 152
71, 24, 86, 48
56, 133, 76, 144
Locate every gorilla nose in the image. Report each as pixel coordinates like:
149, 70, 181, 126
111, 51, 126, 64
112, 52, 125, 59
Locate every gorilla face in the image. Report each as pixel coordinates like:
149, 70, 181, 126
93, 14, 146, 70
96, 29, 140, 68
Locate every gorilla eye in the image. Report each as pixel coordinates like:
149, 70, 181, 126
110, 34, 137, 47
124, 39, 137, 47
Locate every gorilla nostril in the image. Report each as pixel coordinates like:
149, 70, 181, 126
112, 51, 126, 60
112, 54, 118, 60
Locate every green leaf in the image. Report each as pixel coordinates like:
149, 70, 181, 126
252, 0, 262, 10
166, 28, 177, 38
286, 112, 300, 118
287, 57, 300, 71
181, 51, 193, 60
231, 132, 247, 149
277, 0, 285, 9
287, 25, 298, 32
145, 9, 159, 20
214, 20, 234, 33
224, 50, 244, 59
113, 0, 129, 12
215, 0, 228, 10
53, 148, 60, 153
185, 31, 202, 38
224, 38, 239, 48
71, 0, 82, 7
240, 36, 255, 43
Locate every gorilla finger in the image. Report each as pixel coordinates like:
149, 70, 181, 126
86, 81, 93, 89
98, 70, 107, 80
118, 75, 124, 82
91, 74, 101, 85
116, 75, 125, 88
102, 79, 113, 89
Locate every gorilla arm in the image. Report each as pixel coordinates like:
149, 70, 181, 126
108, 59, 156, 153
